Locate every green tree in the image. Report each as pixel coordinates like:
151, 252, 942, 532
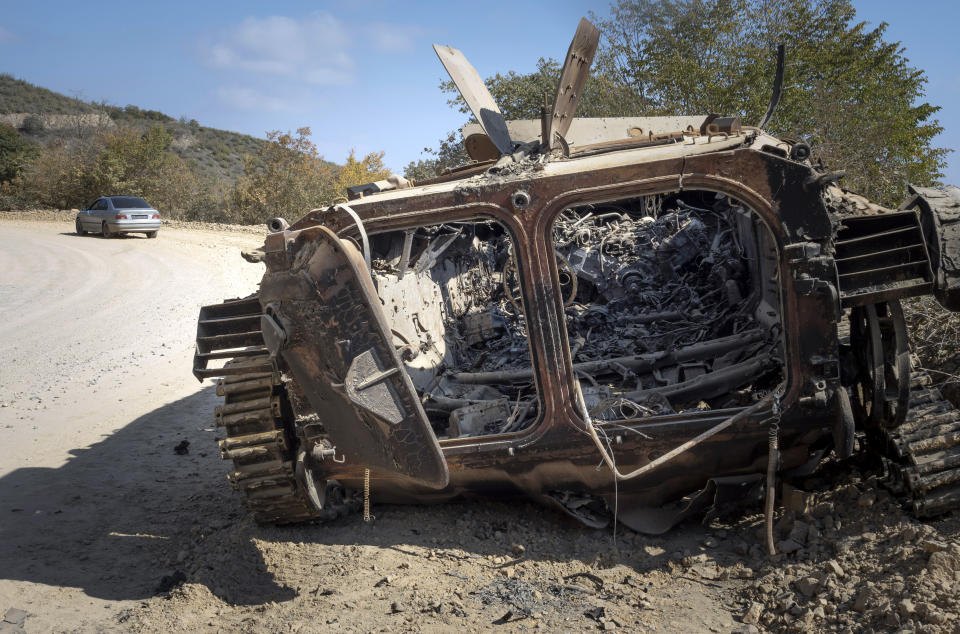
404, 131, 468, 182
0, 123, 39, 184
335, 149, 391, 193
16, 138, 95, 208
15, 125, 200, 213
227, 127, 338, 224
19, 114, 45, 136
592, 0, 946, 205
406, 59, 646, 181
412, 0, 947, 205
89, 125, 199, 213
442, 58, 646, 121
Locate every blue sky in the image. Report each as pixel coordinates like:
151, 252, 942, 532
1, 0, 957, 185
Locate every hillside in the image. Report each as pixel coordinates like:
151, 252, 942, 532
0, 74, 264, 185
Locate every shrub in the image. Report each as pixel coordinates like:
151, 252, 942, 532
225, 127, 337, 224
0, 123, 39, 184
18, 114, 45, 136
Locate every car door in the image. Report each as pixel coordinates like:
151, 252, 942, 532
80, 199, 99, 229
100, 198, 114, 227
77, 202, 88, 229
259, 225, 449, 489
90, 198, 108, 228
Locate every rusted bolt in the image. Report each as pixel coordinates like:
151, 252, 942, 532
511, 190, 531, 211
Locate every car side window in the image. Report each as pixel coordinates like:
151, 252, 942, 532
92, 200, 103, 211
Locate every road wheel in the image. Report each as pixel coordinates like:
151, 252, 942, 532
102, 222, 112, 238
75, 219, 86, 235
146, 231, 158, 239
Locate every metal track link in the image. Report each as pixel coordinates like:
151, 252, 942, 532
216, 356, 320, 524
199, 296, 362, 525
880, 368, 960, 518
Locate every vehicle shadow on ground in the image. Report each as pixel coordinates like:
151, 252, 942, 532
266, 496, 710, 576
0, 386, 294, 606
0, 384, 731, 611
60, 232, 149, 239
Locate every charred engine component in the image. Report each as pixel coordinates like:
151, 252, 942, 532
193, 17, 960, 533
548, 193, 783, 421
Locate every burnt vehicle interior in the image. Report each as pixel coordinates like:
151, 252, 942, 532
368, 218, 540, 438
363, 189, 784, 439
556, 191, 784, 422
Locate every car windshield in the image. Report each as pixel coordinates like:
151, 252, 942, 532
110, 197, 151, 209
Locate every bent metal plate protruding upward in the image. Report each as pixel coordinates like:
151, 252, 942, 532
548, 17, 601, 149
265, 225, 449, 489
433, 43, 514, 156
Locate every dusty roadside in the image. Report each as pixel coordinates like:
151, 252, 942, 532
1, 212, 958, 633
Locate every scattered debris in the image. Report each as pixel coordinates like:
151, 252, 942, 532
737, 470, 960, 631
2, 609, 27, 627
493, 610, 514, 624
173, 440, 189, 455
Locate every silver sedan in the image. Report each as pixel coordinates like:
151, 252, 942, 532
75, 196, 163, 238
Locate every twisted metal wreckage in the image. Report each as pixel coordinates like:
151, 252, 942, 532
194, 19, 960, 540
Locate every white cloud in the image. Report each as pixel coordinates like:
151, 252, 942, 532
364, 23, 424, 52
216, 86, 295, 112
204, 14, 354, 85
0, 25, 15, 44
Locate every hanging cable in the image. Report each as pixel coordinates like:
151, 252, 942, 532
363, 468, 375, 522
575, 380, 781, 482
765, 406, 782, 556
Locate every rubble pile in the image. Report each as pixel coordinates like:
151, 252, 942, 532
734, 475, 960, 632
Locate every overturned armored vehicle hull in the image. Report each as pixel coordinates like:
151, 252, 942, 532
194, 20, 960, 534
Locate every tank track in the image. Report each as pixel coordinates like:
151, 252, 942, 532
215, 357, 323, 524
876, 368, 960, 518
195, 294, 363, 524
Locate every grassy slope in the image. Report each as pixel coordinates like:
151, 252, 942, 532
0, 74, 265, 185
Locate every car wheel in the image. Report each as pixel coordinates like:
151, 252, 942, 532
146, 231, 158, 239
76, 219, 86, 235
102, 222, 112, 238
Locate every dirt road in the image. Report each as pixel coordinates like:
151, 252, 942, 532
1, 215, 958, 633
0, 217, 265, 630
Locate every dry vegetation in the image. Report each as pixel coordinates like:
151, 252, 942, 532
0, 75, 390, 224
905, 297, 960, 404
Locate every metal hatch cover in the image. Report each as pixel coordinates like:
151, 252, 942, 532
267, 225, 449, 489
432, 43, 514, 156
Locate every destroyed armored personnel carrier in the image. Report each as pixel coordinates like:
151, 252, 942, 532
194, 19, 960, 534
